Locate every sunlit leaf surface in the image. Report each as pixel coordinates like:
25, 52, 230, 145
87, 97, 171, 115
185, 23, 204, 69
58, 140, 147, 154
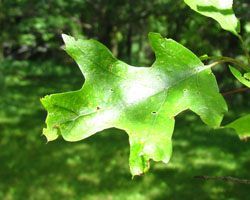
184, 0, 240, 36
41, 33, 227, 176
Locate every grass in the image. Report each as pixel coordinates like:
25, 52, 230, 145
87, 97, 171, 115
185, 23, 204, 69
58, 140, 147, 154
1, 68, 250, 200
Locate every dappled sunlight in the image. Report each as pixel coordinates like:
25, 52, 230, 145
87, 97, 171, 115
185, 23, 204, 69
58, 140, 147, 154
1, 80, 249, 200
122, 83, 155, 104
1, 0, 250, 197
1, 78, 250, 200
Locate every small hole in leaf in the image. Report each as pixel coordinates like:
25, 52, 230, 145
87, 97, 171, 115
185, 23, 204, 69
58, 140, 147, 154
96, 106, 101, 110
152, 111, 157, 114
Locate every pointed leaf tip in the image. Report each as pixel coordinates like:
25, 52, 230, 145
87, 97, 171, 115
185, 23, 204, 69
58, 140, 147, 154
61, 33, 70, 41
148, 32, 165, 43
148, 32, 161, 39
61, 34, 77, 47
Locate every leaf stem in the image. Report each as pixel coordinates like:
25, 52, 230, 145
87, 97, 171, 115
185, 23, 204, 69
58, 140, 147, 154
194, 175, 250, 184
200, 55, 235, 61
205, 59, 228, 69
238, 35, 250, 66
203, 56, 250, 72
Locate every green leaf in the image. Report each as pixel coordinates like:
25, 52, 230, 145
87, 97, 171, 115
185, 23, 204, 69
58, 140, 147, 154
184, 0, 240, 36
244, 72, 250, 81
229, 66, 250, 88
41, 33, 227, 176
227, 66, 250, 140
226, 114, 250, 140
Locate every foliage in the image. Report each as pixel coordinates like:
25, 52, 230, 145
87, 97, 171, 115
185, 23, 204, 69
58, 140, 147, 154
227, 114, 250, 140
229, 66, 250, 88
41, 32, 227, 176
1, 0, 250, 199
41, 0, 250, 176
184, 0, 240, 36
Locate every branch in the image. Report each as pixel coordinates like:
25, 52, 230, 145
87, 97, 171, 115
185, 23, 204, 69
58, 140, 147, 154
194, 176, 250, 184
222, 88, 250, 96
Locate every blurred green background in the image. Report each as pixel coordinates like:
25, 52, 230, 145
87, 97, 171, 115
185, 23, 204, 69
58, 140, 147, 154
1, 0, 250, 199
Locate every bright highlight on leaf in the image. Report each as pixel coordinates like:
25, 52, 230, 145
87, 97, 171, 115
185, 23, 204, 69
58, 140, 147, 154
184, 0, 240, 36
41, 33, 227, 176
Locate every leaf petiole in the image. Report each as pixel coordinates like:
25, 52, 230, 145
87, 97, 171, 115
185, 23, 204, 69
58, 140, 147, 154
202, 56, 250, 72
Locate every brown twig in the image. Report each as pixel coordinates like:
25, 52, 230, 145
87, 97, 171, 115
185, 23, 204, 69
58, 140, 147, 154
222, 88, 250, 96
194, 176, 250, 184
